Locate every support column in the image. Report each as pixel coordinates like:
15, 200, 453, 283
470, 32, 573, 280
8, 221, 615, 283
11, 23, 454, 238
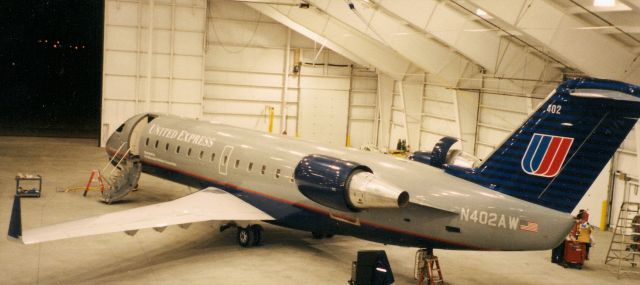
145, 0, 155, 112
280, 28, 291, 134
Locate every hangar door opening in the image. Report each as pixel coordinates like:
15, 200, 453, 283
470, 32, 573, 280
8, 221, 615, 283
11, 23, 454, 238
0, 1, 103, 139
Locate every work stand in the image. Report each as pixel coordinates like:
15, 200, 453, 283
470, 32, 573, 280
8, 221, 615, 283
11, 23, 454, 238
415, 248, 443, 285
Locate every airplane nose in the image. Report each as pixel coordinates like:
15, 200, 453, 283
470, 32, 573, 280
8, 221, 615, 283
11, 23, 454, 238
105, 124, 126, 157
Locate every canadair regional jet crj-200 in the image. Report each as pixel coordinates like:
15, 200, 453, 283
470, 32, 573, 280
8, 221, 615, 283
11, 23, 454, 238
7, 78, 640, 257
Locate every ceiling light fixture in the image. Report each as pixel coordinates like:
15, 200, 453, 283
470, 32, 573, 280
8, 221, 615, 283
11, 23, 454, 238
593, 0, 615, 7
475, 8, 491, 19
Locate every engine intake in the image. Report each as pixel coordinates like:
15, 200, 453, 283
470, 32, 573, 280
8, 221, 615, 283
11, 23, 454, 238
294, 155, 409, 212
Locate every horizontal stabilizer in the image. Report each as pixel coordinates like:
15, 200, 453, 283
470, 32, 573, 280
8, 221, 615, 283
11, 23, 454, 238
12, 187, 274, 244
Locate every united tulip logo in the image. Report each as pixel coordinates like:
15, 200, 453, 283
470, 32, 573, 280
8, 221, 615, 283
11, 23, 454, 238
521, 133, 573, 177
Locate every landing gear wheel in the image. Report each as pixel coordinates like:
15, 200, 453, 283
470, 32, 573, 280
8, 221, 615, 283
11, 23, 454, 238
250, 225, 263, 246
237, 227, 256, 247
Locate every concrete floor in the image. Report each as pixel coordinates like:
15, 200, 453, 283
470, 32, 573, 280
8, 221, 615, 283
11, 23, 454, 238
1, 136, 639, 285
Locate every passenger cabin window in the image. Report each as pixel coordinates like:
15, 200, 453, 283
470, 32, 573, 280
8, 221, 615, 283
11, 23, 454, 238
275, 169, 281, 179
154, 140, 159, 148
165, 143, 169, 151
247, 162, 253, 172
261, 165, 266, 175
224, 155, 228, 164
210, 153, 216, 162
145, 137, 149, 146
234, 160, 240, 168
176, 146, 181, 154
188, 148, 192, 156
199, 151, 204, 160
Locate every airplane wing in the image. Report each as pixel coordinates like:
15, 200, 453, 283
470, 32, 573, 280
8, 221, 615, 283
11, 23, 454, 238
8, 187, 274, 244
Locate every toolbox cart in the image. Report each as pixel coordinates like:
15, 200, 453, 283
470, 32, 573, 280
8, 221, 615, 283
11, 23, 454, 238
15, 173, 42, 198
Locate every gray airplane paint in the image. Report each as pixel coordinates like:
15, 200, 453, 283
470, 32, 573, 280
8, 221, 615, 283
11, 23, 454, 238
106, 113, 574, 251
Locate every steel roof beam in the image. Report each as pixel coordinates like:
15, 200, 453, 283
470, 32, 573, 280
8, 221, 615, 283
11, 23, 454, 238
246, 2, 411, 79
470, 0, 640, 83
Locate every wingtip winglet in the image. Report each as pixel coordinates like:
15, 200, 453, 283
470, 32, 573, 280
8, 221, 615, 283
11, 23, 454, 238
7, 194, 23, 242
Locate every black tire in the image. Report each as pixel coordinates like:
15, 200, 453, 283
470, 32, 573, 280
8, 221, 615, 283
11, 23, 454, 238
325, 234, 334, 238
311, 231, 324, 239
250, 225, 262, 246
237, 227, 255, 247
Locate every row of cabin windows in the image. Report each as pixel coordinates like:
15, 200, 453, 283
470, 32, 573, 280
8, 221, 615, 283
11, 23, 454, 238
144, 137, 294, 182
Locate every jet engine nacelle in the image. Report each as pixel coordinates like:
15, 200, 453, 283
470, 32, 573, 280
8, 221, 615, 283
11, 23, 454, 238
410, 137, 480, 170
294, 155, 410, 212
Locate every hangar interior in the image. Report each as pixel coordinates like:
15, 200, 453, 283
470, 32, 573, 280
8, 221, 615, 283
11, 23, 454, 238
102, 0, 640, 228
3, 0, 640, 284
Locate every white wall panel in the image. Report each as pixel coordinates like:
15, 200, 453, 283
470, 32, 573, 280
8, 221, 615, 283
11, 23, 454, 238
174, 56, 203, 79
151, 6, 172, 29
172, 80, 202, 103
206, 85, 297, 102
102, 0, 207, 146
106, 1, 139, 26
206, 70, 282, 87
148, 78, 170, 101
104, 51, 138, 76
104, 76, 137, 100
175, 32, 204, 55
175, 7, 206, 30
106, 27, 138, 50
151, 30, 172, 53
206, 46, 283, 73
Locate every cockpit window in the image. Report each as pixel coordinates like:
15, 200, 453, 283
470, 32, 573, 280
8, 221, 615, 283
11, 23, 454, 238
115, 123, 125, 133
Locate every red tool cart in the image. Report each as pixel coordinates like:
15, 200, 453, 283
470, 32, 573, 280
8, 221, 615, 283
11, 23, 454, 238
563, 240, 586, 269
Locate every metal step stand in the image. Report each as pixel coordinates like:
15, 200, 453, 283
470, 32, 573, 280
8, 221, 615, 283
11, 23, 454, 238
99, 142, 142, 204
605, 202, 640, 278
415, 248, 443, 285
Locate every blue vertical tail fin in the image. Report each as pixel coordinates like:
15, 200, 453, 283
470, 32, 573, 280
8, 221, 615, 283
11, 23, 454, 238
460, 78, 640, 213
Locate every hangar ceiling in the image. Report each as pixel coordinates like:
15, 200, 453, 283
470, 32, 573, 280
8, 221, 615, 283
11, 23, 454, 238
246, 0, 640, 87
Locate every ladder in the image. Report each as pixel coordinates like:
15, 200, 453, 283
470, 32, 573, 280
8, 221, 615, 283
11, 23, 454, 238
605, 202, 640, 278
99, 142, 142, 204
415, 249, 443, 285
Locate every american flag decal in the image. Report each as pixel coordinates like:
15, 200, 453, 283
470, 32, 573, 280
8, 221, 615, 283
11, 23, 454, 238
519, 220, 539, 233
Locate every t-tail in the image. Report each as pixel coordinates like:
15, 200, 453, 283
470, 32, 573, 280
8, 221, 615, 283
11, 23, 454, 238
449, 78, 640, 213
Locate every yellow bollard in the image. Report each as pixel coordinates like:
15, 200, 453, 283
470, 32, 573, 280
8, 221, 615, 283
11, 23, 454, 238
600, 200, 608, 230
268, 107, 274, 133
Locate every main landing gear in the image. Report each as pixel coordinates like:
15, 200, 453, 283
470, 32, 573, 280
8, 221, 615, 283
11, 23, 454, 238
220, 222, 263, 247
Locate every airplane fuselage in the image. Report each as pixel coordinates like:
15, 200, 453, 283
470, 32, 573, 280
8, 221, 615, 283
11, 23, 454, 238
106, 114, 575, 251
